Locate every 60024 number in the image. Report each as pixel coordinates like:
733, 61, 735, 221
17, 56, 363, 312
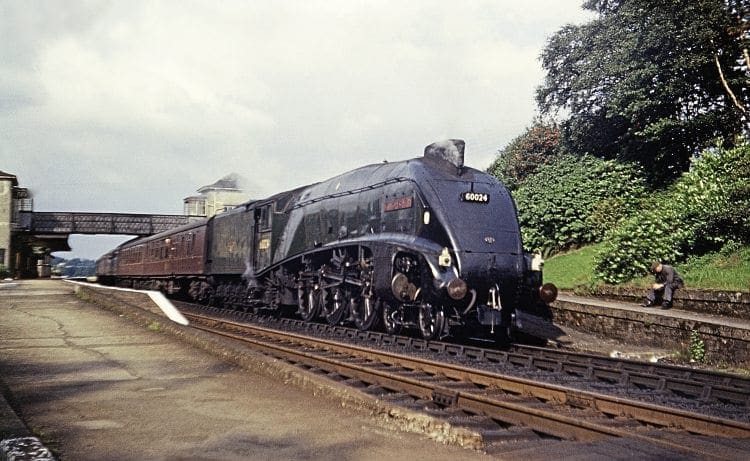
461, 192, 490, 203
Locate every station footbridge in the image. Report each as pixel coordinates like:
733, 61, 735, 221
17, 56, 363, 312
1, 170, 245, 278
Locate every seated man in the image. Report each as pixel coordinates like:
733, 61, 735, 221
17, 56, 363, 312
641, 261, 684, 309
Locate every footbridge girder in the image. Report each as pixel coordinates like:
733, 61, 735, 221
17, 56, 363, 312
16, 211, 192, 236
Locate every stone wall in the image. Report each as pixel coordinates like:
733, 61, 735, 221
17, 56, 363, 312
587, 285, 750, 319
552, 298, 750, 367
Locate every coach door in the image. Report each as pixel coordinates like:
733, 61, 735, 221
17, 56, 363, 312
254, 204, 272, 270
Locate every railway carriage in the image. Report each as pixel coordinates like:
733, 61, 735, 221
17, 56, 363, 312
97, 139, 556, 342
97, 221, 208, 294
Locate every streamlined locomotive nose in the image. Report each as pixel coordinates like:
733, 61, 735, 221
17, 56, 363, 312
455, 251, 521, 296
458, 251, 519, 279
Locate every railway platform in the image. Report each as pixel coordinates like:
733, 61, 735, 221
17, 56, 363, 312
2, 279, 749, 459
549, 292, 750, 368
0, 279, 489, 460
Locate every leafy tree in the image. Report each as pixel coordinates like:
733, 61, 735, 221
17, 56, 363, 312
537, 0, 749, 185
487, 120, 561, 190
50, 257, 96, 277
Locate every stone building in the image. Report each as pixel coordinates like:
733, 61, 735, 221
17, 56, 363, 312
183, 173, 248, 218
0, 170, 35, 274
0, 170, 17, 270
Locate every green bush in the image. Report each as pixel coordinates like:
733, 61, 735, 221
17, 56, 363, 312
594, 144, 750, 283
0, 264, 10, 279
703, 152, 750, 244
511, 154, 647, 255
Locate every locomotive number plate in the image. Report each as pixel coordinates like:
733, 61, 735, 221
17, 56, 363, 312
461, 192, 489, 203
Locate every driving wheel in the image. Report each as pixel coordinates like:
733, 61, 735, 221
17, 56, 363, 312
323, 287, 347, 325
418, 303, 445, 340
297, 283, 321, 321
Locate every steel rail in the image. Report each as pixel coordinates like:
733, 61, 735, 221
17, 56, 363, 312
486, 347, 750, 406
514, 343, 750, 392
185, 312, 750, 459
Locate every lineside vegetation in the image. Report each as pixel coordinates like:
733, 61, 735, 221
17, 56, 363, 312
489, 0, 749, 289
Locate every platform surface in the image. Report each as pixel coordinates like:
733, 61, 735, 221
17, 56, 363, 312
0, 280, 489, 460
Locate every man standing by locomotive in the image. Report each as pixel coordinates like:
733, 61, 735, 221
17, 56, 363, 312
641, 261, 684, 309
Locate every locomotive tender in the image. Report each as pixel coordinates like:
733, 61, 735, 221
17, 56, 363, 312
97, 140, 557, 341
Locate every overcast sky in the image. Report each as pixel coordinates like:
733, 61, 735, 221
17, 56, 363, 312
1, 0, 591, 259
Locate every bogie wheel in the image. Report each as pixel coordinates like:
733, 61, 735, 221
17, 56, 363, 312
381, 302, 402, 335
323, 287, 348, 325
418, 303, 445, 340
297, 284, 322, 322
353, 296, 381, 331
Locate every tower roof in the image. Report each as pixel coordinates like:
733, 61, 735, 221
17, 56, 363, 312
197, 173, 242, 193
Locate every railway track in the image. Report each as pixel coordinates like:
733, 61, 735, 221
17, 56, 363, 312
179, 304, 750, 416
181, 308, 750, 459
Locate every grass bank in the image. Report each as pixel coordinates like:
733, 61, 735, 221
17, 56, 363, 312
543, 244, 750, 292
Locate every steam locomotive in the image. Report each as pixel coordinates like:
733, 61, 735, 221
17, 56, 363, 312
97, 140, 557, 342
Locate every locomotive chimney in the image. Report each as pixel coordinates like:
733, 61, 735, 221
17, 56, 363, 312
424, 139, 465, 173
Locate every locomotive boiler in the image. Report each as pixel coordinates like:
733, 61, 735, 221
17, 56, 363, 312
97, 139, 557, 342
